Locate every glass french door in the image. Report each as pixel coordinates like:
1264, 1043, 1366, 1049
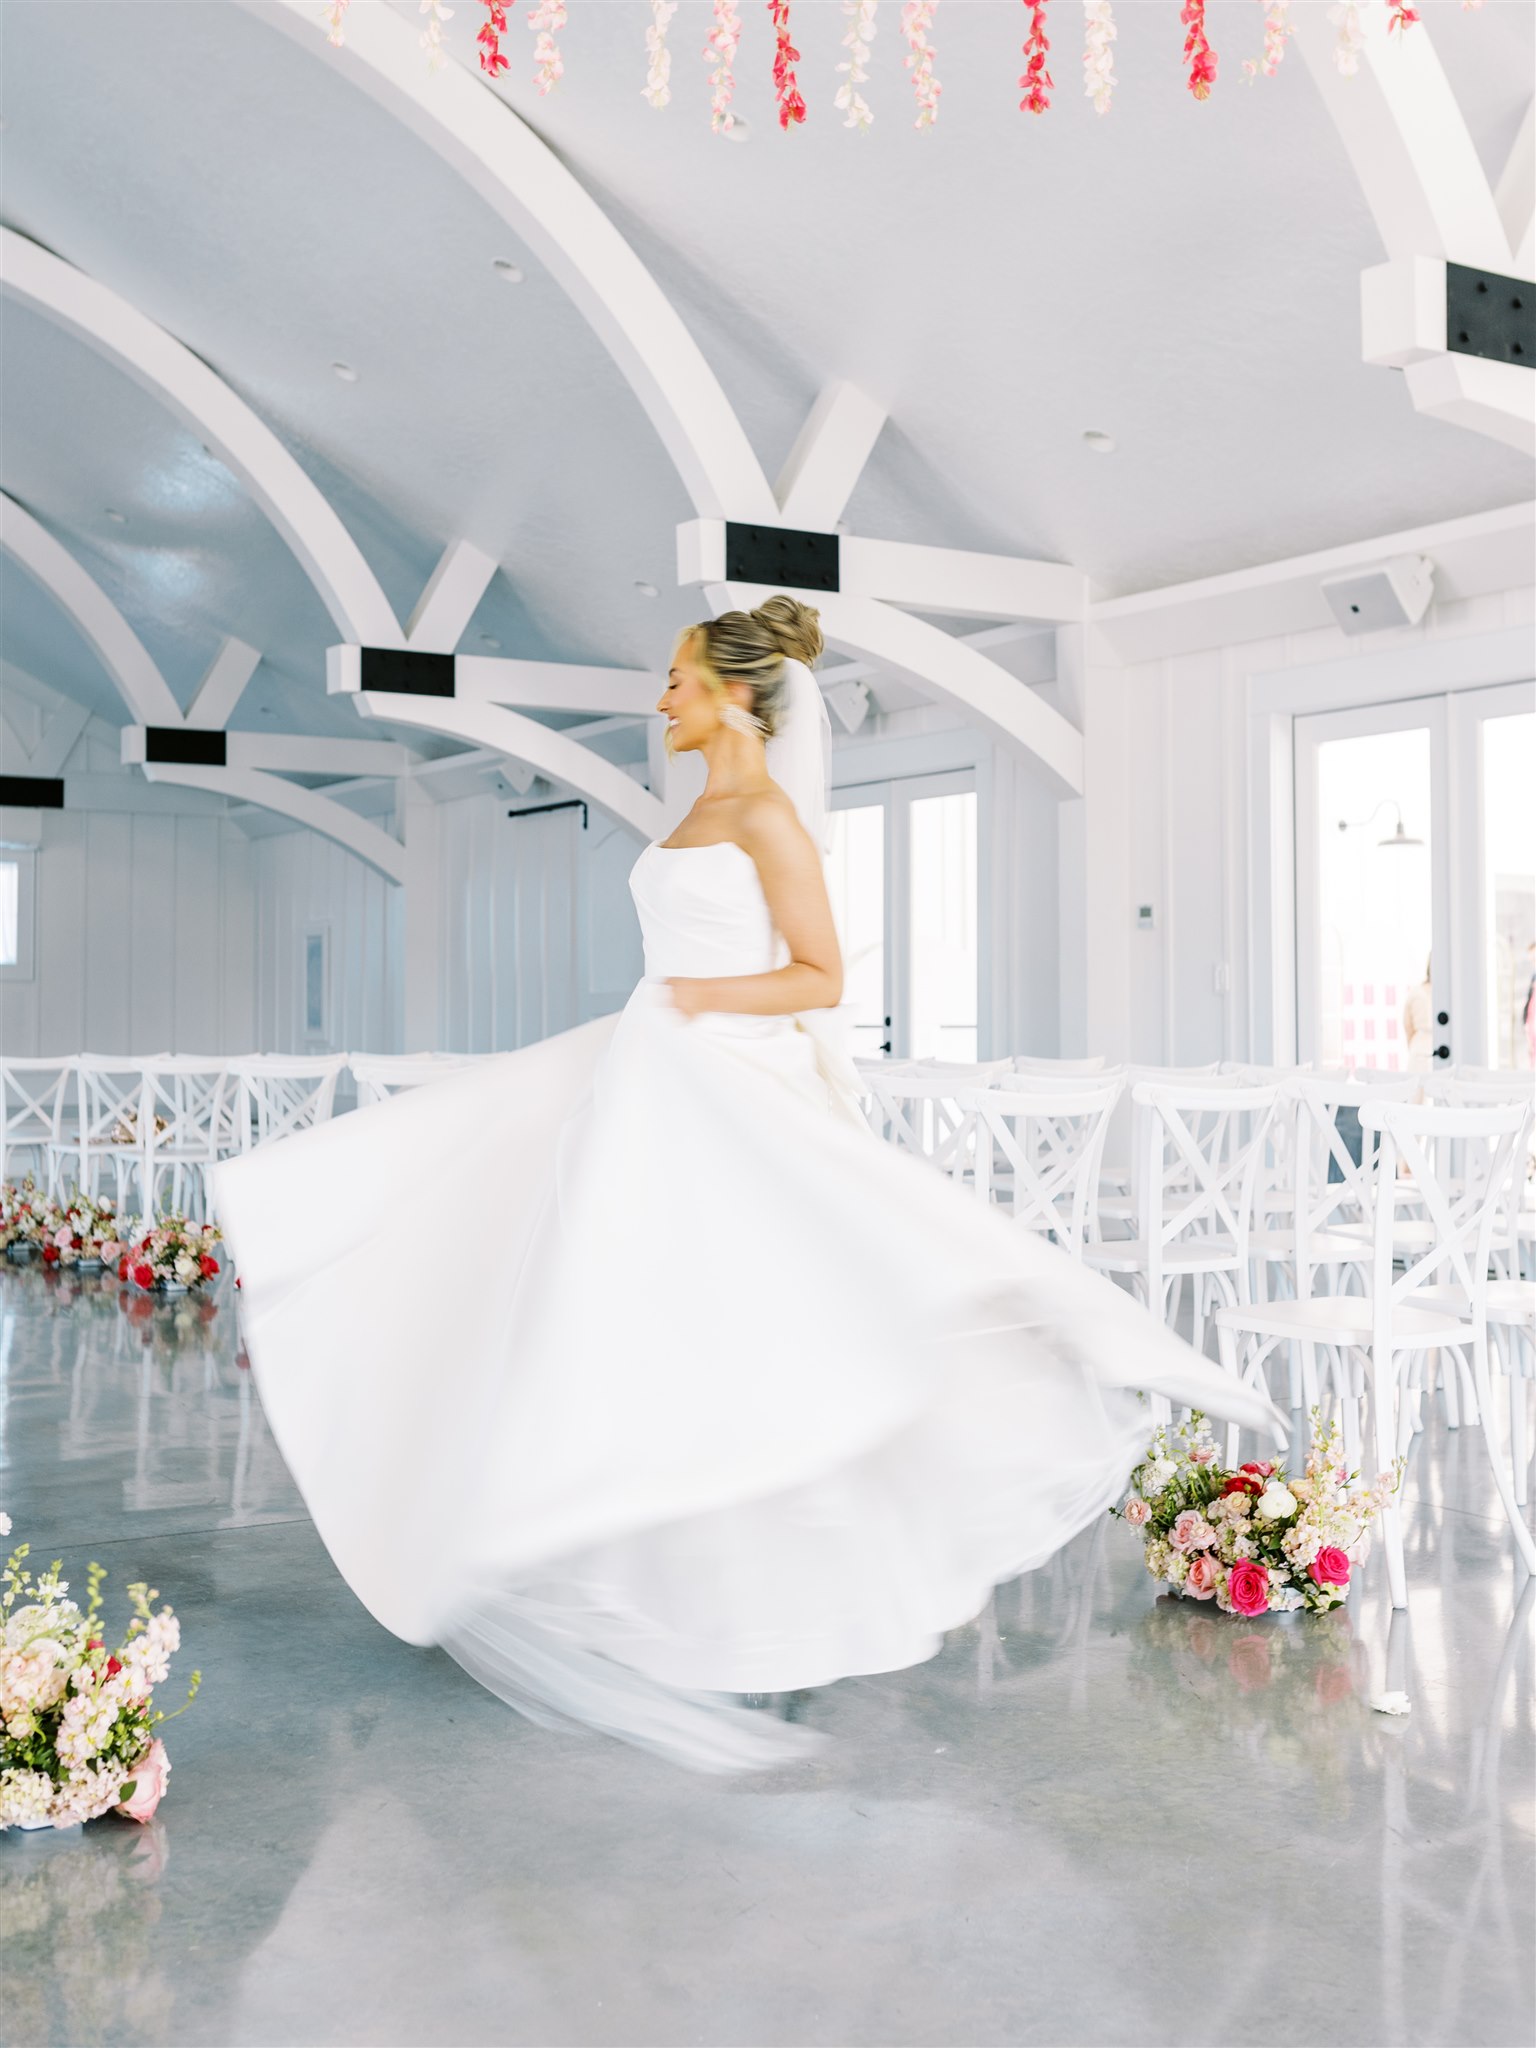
1294, 683, 1534, 1073
826, 771, 978, 1061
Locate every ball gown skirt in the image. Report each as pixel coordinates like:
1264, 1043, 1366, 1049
212, 840, 1281, 1770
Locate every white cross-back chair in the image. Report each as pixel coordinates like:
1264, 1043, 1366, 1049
1098, 1062, 1228, 1230
54, 1056, 158, 1210
232, 1055, 348, 1152
348, 1053, 482, 1108
857, 1067, 996, 1181
1012, 1054, 1108, 1077
964, 1074, 1124, 1260
1, 1058, 76, 1193
1216, 1099, 1535, 1606
137, 1058, 235, 1221
1085, 1080, 1281, 1369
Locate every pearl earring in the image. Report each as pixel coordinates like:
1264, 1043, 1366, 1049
719, 700, 768, 741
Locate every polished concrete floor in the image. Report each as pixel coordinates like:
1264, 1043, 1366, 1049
2, 1259, 1533, 2048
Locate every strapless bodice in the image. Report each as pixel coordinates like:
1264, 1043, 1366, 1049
628, 840, 782, 983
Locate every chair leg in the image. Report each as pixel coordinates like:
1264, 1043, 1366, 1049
1441, 1348, 1460, 1429
1373, 1344, 1408, 1609
1468, 1325, 1536, 1576
1511, 1364, 1529, 1511
1217, 1321, 1242, 1468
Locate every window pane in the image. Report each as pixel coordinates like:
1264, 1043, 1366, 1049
0, 861, 17, 968
1314, 731, 1432, 1074
826, 804, 886, 1058
1482, 710, 1536, 1071
909, 790, 977, 1062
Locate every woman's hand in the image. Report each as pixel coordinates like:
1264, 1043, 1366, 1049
664, 977, 713, 1021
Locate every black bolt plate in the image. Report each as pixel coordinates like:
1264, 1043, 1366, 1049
724, 523, 840, 593
1446, 263, 1534, 368
360, 648, 457, 696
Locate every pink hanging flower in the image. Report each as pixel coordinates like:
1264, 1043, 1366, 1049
1082, 0, 1116, 115
643, 0, 679, 106
323, 0, 351, 46
1181, 0, 1218, 100
1329, 1, 1364, 74
529, 0, 566, 94
477, 0, 512, 75
768, 0, 808, 129
703, 0, 744, 133
1019, 0, 1052, 115
1386, 0, 1419, 33
835, 0, 880, 131
1241, 0, 1292, 82
899, 0, 942, 129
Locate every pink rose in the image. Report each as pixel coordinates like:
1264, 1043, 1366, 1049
1122, 1496, 1151, 1527
1184, 1553, 1222, 1601
1309, 1546, 1351, 1588
116, 1739, 171, 1823
1228, 1633, 1272, 1693
1170, 1509, 1216, 1553
1189, 1443, 1216, 1465
1227, 1559, 1271, 1617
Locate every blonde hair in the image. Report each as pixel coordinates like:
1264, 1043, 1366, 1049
674, 594, 824, 740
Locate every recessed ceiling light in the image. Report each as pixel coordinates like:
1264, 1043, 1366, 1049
492, 259, 524, 283
331, 361, 359, 383
479, 634, 502, 651
634, 580, 659, 599
1082, 430, 1116, 455
104, 508, 128, 524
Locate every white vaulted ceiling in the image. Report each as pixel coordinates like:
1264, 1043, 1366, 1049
1, 0, 1532, 746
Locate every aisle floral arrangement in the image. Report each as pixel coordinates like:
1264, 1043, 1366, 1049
37, 1191, 126, 1272
0, 1511, 200, 1832
117, 1215, 222, 1294
1, 1176, 47, 1255
1113, 1411, 1397, 1615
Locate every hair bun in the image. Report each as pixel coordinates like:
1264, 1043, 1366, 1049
750, 594, 824, 667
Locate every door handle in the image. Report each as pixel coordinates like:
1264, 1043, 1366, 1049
1432, 1045, 1451, 1060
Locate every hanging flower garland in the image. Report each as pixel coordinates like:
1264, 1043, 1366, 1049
899, 1, 942, 129
1387, 1, 1419, 33
529, 0, 566, 94
1082, 0, 1116, 116
703, 1, 744, 133
1180, 0, 1217, 100
477, 0, 511, 76
419, 0, 454, 72
768, 1, 808, 129
643, 0, 679, 106
1019, 0, 1052, 115
1241, 0, 1292, 82
324, 0, 350, 47
1328, 0, 1364, 73
835, 0, 879, 131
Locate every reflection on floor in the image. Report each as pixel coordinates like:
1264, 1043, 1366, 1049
1, 1261, 1533, 2048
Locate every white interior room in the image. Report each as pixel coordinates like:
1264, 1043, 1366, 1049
1, 4, 1533, 2046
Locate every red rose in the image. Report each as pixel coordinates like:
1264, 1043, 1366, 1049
1221, 1472, 1264, 1498
1227, 1559, 1271, 1616
1240, 1462, 1276, 1479
118, 1258, 130, 1282
199, 1254, 219, 1277
42, 1245, 59, 1264
132, 1263, 154, 1289
1310, 1546, 1351, 1588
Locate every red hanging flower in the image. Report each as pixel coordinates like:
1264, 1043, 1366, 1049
477, 0, 512, 76
767, 1, 807, 128
1019, 0, 1052, 113
1181, 0, 1217, 99
1387, 1, 1419, 32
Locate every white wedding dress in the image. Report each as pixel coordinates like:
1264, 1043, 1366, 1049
213, 824, 1282, 1771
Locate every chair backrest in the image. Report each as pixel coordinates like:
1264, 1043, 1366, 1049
1359, 1099, 1534, 1324
1425, 1073, 1535, 1107
1288, 1074, 1418, 1253
860, 1068, 984, 1177
1, 1058, 76, 1166
906, 1056, 1016, 1084
74, 1056, 151, 1148
348, 1053, 480, 1108
139, 1058, 236, 1162
232, 1055, 348, 1149
1130, 1081, 1281, 1276
963, 1075, 1124, 1258
1012, 1053, 1108, 1077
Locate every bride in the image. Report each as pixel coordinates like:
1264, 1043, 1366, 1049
212, 594, 1280, 1771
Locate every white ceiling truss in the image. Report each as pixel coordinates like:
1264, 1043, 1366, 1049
1293, 9, 1535, 457
138, 761, 409, 884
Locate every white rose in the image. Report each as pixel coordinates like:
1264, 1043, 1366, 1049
1255, 1482, 1298, 1522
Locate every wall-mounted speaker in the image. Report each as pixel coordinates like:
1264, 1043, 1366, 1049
1319, 555, 1434, 636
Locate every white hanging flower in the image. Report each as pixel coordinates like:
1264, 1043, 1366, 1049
899, 0, 942, 130
703, 0, 744, 134
1328, 0, 1364, 75
1241, 0, 1292, 83
1082, 0, 1117, 116
419, 0, 455, 74
643, 0, 679, 108
324, 0, 351, 47
835, 0, 879, 131
529, 0, 567, 95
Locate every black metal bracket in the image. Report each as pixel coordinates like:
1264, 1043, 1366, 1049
360, 648, 456, 696
145, 726, 227, 766
506, 798, 588, 829
724, 522, 840, 592
0, 775, 65, 809
1446, 264, 1534, 369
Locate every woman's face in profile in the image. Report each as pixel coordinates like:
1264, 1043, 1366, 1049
657, 637, 726, 754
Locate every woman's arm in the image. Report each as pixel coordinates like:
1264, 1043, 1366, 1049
666, 799, 844, 1020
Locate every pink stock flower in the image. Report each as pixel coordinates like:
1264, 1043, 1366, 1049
115, 1739, 171, 1824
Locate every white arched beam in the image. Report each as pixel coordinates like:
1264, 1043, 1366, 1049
1, 490, 184, 726
255, 0, 778, 524
348, 688, 667, 842
140, 761, 407, 884
705, 582, 1084, 797
2, 228, 404, 646
1293, 10, 1533, 456
775, 382, 888, 530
